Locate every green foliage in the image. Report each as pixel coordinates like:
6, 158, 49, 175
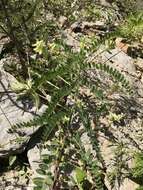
1, 0, 141, 189
72, 133, 105, 190
9, 155, 17, 167
107, 143, 129, 189
131, 152, 143, 187
117, 11, 143, 41
9, 23, 132, 190
136, 187, 143, 190
132, 153, 143, 179
33, 176, 53, 190
75, 167, 86, 185
94, 63, 133, 94
109, 151, 143, 189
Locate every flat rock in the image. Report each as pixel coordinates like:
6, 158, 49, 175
27, 145, 49, 190
0, 71, 47, 157
101, 48, 136, 76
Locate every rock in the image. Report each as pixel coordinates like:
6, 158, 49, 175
99, 0, 113, 7
85, 46, 143, 154
0, 33, 7, 53
0, 169, 30, 190
27, 146, 41, 175
90, 48, 143, 99
70, 21, 106, 33
115, 38, 129, 53
0, 43, 3, 55
91, 46, 143, 101
89, 47, 136, 74
119, 179, 139, 190
81, 132, 93, 152
0, 70, 47, 157
135, 0, 143, 10
82, 21, 106, 30
58, 16, 67, 27
70, 22, 82, 33
135, 58, 143, 71
102, 48, 136, 75
27, 145, 49, 189
0, 34, 11, 58
27, 145, 48, 175
141, 75, 143, 84
62, 29, 80, 51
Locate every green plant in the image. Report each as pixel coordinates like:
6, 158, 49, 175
8, 36, 132, 189
0, 1, 138, 189
108, 151, 143, 190
116, 11, 143, 41
136, 187, 143, 190
107, 143, 130, 189
130, 153, 143, 187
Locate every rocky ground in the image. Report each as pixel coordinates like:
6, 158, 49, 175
0, 1, 143, 190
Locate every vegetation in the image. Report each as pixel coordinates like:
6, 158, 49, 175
0, 0, 143, 190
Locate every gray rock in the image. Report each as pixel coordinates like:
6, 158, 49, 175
86, 47, 143, 147
0, 169, 30, 190
0, 33, 10, 56
135, 0, 143, 10
0, 33, 5, 55
135, 58, 143, 70
58, 16, 67, 27
90, 48, 143, 99
27, 145, 48, 175
0, 71, 47, 157
0, 44, 3, 55
102, 48, 136, 74
95, 48, 137, 85
99, 0, 113, 7
27, 145, 49, 190
62, 29, 80, 51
